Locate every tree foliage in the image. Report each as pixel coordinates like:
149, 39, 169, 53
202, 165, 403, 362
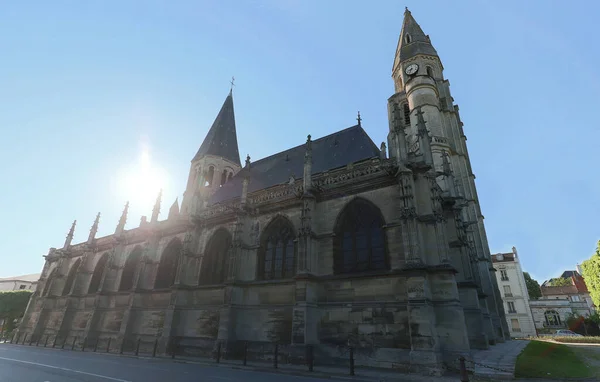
548, 277, 572, 287
0, 290, 32, 336
524, 272, 542, 300
581, 240, 600, 308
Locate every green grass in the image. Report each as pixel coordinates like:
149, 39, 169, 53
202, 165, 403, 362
553, 336, 600, 343
515, 340, 592, 378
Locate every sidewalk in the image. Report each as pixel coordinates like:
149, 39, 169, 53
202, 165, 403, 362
470, 340, 529, 380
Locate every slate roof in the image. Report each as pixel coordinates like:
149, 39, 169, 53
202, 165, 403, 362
393, 9, 438, 72
210, 125, 380, 204
560, 270, 581, 279
192, 92, 241, 166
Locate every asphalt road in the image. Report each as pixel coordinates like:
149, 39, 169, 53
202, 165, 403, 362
0, 343, 332, 382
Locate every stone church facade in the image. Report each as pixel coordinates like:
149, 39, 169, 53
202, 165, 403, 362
17, 9, 508, 373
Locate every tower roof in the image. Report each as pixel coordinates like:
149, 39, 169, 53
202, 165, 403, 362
192, 92, 241, 166
393, 8, 438, 72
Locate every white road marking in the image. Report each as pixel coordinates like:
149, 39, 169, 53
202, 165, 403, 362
0, 356, 132, 382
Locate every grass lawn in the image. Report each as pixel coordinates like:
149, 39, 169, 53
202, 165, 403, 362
515, 340, 592, 379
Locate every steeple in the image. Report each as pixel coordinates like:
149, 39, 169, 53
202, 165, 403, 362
393, 8, 438, 73
192, 92, 241, 166
87, 212, 100, 244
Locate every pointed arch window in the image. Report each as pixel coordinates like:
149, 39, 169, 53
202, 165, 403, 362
334, 199, 388, 274
426, 66, 434, 77
119, 246, 142, 291
62, 258, 81, 296
199, 229, 232, 285
259, 217, 296, 280
205, 166, 215, 187
155, 239, 182, 289
405, 34, 412, 44
88, 253, 109, 294
403, 104, 411, 126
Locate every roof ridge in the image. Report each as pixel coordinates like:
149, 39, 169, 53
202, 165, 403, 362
250, 124, 362, 166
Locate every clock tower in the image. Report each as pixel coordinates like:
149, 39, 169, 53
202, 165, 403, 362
388, 8, 510, 347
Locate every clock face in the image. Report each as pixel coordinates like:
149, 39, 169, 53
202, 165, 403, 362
405, 64, 419, 76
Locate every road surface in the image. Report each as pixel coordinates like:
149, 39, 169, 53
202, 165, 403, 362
0, 343, 331, 382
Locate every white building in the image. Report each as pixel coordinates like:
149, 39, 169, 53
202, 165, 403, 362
0, 273, 40, 292
492, 247, 536, 337
529, 270, 595, 332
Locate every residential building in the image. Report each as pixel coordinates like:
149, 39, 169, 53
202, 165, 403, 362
529, 270, 595, 332
492, 247, 536, 337
0, 273, 40, 292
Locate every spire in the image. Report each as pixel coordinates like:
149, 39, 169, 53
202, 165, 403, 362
151, 190, 162, 223
168, 198, 180, 219
393, 8, 438, 72
192, 91, 241, 166
63, 220, 76, 250
115, 201, 129, 235
87, 212, 100, 244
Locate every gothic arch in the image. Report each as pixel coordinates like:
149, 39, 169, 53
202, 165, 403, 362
155, 238, 182, 289
199, 228, 232, 285
333, 197, 388, 274
119, 246, 143, 291
62, 258, 82, 296
258, 215, 297, 280
88, 253, 109, 294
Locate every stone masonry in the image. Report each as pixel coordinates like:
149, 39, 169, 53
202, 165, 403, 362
16, 8, 508, 375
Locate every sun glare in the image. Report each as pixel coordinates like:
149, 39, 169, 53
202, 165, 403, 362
115, 144, 168, 212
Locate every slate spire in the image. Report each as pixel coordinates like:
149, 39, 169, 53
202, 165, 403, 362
192, 92, 241, 166
393, 8, 438, 71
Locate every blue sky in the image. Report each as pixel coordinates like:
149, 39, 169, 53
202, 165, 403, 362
0, 0, 598, 283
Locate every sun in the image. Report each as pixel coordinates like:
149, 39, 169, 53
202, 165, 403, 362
115, 144, 168, 212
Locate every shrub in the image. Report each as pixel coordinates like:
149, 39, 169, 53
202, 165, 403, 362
552, 336, 600, 343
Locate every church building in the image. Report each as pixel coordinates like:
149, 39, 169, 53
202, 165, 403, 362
16, 9, 508, 373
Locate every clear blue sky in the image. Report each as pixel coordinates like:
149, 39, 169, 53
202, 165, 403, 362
1, 0, 598, 284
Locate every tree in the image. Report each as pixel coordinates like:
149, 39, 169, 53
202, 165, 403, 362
581, 240, 600, 308
524, 272, 542, 300
0, 290, 32, 338
548, 277, 572, 287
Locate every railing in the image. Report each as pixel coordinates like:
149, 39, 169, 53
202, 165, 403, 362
5, 333, 519, 380
508, 310, 517, 313
512, 328, 521, 332
501, 277, 509, 281
505, 293, 513, 297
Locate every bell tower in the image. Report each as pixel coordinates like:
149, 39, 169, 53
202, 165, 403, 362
388, 8, 510, 346
181, 90, 242, 215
